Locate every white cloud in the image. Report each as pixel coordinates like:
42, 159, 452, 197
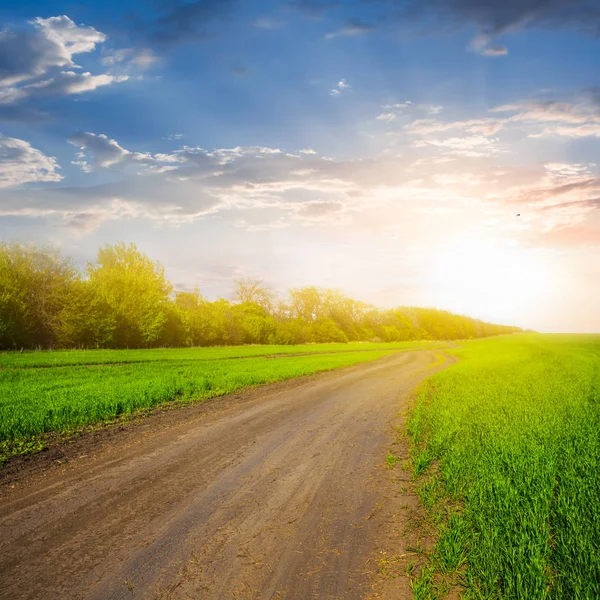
101, 48, 159, 72
405, 118, 505, 136
377, 102, 445, 122
0, 15, 131, 120
0, 135, 62, 187
325, 20, 374, 40
68, 132, 132, 169
293, 200, 350, 225
1, 129, 597, 260
330, 79, 351, 96
376, 112, 397, 122
23, 71, 128, 97
491, 96, 600, 137
482, 45, 508, 56
0, 16, 105, 87
376, 91, 600, 146
33, 15, 105, 56
415, 135, 502, 157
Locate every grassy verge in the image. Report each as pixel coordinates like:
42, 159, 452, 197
0, 345, 425, 462
405, 334, 600, 599
0, 340, 445, 369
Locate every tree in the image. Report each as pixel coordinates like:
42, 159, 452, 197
87, 243, 172, 348
233, 276, 274, 312
312, 318, 348, 343
288, 287, 323, 322
0, 242, 77, 349
55, 280, 116, 348
0, 241, 523, 349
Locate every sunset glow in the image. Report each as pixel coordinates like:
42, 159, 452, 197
0, 1, 599, 332
428, 237, 555, 324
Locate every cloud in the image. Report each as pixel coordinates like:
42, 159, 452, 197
0, 135, 62, 187
376, 113, 398, 122
385, 91, 600, 145
482, 45, 508, 56
483, 162, 600, 233
34, 15, 106, 55
22, 71, 128, 98
0, 135, 393, 230
293, 200, 349, 224
405, 117, 505, 136
491, 95, 600, 137
376, 101, 445, 121
0, 16, 105, 87
414, 134, 502, 157
507, 163, 600, 205
101, 48, 159, 72
68, 132, 133, 169
330, 78, 351, 95
365, 0, 600, 53
492, 99, 600, 124
2, 130, 598, 249
64, 212, 111, 235
0, 15, 129, 121
325, 19, 375, 39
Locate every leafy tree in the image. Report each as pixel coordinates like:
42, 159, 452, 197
0, 241, 523, 349
233, 277, 274, 312
0, 242, 77, 349
87, 243, 172, 348
312, 318, 349, 343
55, 281, 116, 348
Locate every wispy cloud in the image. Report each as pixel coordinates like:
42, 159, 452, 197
330, 78, 351, 96
481, 45, 508, 56
414, 135, 503, 157
376, 101, 444, 121
365, 0, 600, 53
0, 135, 62, 187
325, 19, 374, 39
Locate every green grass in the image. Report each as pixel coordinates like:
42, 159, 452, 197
0, 340, 443, 369
406, 333, 600, 599
0, 341, 444, 462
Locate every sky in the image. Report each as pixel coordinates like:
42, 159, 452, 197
0, 0, 599, 332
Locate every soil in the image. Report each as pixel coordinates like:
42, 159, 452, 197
0, 350, 455, 600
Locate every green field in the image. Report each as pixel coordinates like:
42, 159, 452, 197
0, 340, 442, 369
406, 334, 600, 599
0, 341, 444, 461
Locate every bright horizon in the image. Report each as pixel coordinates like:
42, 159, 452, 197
1, 1, 599, 333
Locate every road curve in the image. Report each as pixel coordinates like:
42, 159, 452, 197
0, 350, 453, 600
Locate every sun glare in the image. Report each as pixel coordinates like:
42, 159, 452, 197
428, 237, 554, 324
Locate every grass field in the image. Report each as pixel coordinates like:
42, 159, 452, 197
406, 334, 600, 599
0, 340, 442, 369
0, 340, 444, 461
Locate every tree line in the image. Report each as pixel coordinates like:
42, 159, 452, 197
0, 241, 522, 350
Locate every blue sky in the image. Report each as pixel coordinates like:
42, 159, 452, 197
1, 0, 600, 331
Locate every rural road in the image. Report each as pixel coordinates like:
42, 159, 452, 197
0, 350, 454, 600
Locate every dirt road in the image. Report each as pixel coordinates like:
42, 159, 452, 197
0, 350, 453, 600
